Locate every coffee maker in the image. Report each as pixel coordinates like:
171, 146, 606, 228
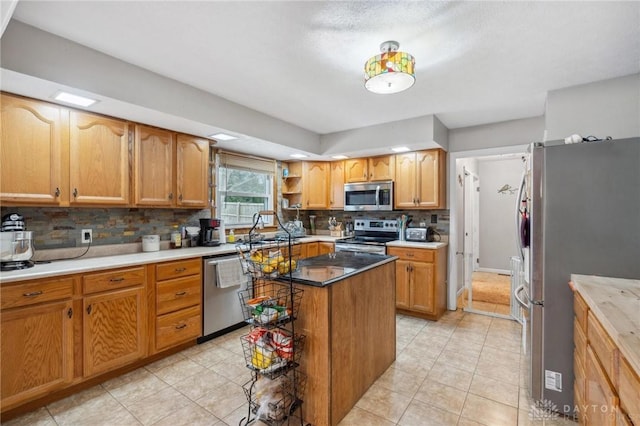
1, 213, 35, 271
198, 218, 222, 246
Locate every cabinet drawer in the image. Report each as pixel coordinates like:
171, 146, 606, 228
156, 258, 201, 281
387, 247, 434, 262
575, 318, 587, 367
156, 305, 201, 351
574, 291, 588, 333
83, 267, 145, 294
618, 356, 640, 425
1, 277, 74, 309
156, 275, 201, 315
587, 312, 619, 386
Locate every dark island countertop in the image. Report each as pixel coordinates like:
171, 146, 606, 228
278, 251, 397, 287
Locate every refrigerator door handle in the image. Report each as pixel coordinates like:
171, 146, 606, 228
514, 284, 530, 309
515, 170, 527, 263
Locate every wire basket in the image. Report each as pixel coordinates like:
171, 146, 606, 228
240, 328, 306, 377
237, 245, 299, 279
238, 281, 303, 327
242, 371, 307, 424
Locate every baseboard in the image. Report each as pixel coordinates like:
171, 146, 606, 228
477, 267, 510, 275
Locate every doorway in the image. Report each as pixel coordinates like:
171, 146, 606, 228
455, 153, 525, 319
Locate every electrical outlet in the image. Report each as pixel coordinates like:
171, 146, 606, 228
81, 229, 92, 244
419, 222, 426, 227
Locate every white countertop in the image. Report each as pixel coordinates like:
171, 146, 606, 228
571, 274, 640, 377
0, 235, 446, 284
386, 240, 448, 249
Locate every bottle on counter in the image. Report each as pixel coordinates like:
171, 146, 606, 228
170, 225, 182, 249
227, 229, 235, 243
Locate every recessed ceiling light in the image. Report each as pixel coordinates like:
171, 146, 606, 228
391, 146, 410, 153
290, 153, 308, 158
53, 91, 98, 107
332, 155, 349, 160
209, 133, 237, 141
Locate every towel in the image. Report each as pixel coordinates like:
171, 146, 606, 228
216, 257, 247, 288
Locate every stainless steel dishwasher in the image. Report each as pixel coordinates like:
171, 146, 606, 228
197, 253, 250, 343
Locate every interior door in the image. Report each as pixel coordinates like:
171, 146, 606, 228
463, 169, 479, 310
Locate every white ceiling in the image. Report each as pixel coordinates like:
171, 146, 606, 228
5, 1, 640, 158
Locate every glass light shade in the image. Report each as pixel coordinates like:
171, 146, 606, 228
364, 50, 415, 94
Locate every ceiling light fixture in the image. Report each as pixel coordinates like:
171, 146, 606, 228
364, 41, 415, 95
290, 153, 308, 158
53, 91, 98, 107
391, 146, 410, 153
209, 132, 238, 141
332, 155, 349, 160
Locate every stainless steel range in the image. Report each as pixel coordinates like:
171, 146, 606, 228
334, 219, 399, 255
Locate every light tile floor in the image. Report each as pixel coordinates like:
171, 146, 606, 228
3, 310, 577, 426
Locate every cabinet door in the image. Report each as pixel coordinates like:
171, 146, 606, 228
416, 149, 445, 209
395, 260, 411, 309
302, 162, 329, 209
410, 261, 435, 314
83, 287, 146, 377
369, 155, 395, 181
585, 346, 618, 426
176, 134, 209, 208
344, 159, 368, 183
1, 94, 65, 204
329, 161, 345, 209
318, 242, 334, 255
301, 242, 319, 258
69, 112, 130, 205
394, 153, 417, 208
134, 125, 174, 206
1, 300, 74, 410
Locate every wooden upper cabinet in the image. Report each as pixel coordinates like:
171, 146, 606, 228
176, 134, 209, 208
329, 161, 345, 209
0, 94, 66, 205
69, 111, 130, 206
344, 155, 394, 183
394, 153, 418, 208
134, 125, 174, 206
394, 149, 446, 209
416, 150, 444, 208
302, 161, 330, 209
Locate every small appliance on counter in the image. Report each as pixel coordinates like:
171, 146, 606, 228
405, 226, 439, 242
1, 213, 34, 271
198, 218, 222, 247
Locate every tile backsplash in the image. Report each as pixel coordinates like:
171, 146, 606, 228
0, 207, 210, 250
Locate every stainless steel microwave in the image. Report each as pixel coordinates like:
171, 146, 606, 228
344, 181, 393, 211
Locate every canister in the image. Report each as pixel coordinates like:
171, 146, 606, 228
142, 235, 160, 252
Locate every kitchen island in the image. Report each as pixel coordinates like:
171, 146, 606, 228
279, 252, 396, 426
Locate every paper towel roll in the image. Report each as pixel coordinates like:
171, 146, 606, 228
218, 220, 226, 244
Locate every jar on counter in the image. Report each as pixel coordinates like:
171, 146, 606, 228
170, 225, 182, 249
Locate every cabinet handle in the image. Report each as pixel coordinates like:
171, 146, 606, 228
175, 291, 187, 296
55, 187, 61, 197
406, 253, 414, 257
168, 192, 173, 200
73, 188, 78, 198
416, 198, 420, 204
175, 323, 187, 330
109, 277, 125, 283
86, 305, 92, 315
67, 307, 73, 318
178, 194, 183, 201
23, 291, 43, 297
175, 267, 187, 273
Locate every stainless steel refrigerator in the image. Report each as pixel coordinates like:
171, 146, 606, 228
515, 137, 640, 414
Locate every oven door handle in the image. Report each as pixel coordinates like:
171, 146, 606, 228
375, 185, 380, 210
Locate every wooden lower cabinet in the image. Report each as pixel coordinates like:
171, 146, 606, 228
83, 286, 146, 377
1, 299, 74, 411
571, 288, 639, 426
387, 246, 446, 320
1, 258, 204, 419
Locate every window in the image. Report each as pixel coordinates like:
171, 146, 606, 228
217, 152, 275, 227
